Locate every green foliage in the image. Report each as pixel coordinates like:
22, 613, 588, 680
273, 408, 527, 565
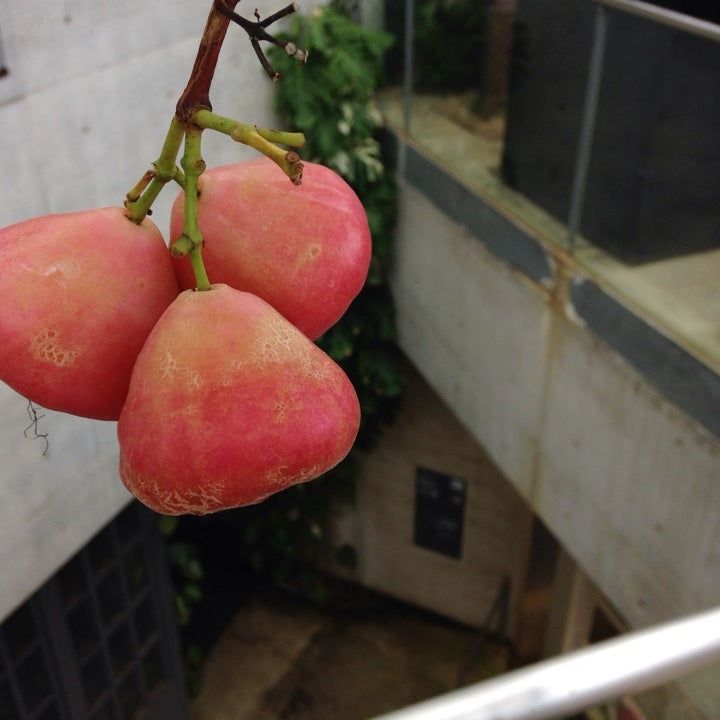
234, 8, 406, 596
238, 456, 358, 603
183, 643, 204, 698
159, 517, 204, 694
271, 6, 406, 450
161, 531, 204, 626
384, 0, 490, 92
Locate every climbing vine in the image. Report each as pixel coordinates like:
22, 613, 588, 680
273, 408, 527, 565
236, 5, 406, 597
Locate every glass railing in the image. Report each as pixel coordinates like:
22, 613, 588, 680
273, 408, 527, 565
379, 0, 720, 372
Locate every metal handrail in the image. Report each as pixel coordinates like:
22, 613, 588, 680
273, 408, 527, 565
371, 606, 720, 720
595, 0, 720, 42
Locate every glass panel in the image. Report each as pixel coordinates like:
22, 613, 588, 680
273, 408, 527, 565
141, 642, 164, 693
0, 679, 19, 720
97, 570, 124, 626
122, 545, 147, 599
382, 0, 505, 205
133, 597, 156, 647
380, 1, 720, 373
67, 599, 99, 660
116, 504, 140, 544
117, 671, 142, 719
81, 651, 109, 705
4, 603, 37, 658
36, 702, 63, 720
89, 526, 116, 576
91, 698, 118, 720
108, 623, 135, 677
56, 554, 87, 610
16, 647, 52, 710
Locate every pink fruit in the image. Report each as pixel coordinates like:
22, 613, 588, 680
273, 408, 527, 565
118, 284, 360, 515
170, 159, 371, 339
0, 208, 179, 420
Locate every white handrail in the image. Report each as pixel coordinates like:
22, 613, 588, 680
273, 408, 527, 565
371, 606, 720, 720
595, 0, 720, 43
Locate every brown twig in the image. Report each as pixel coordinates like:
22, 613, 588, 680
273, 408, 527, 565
176, 0, 306, 122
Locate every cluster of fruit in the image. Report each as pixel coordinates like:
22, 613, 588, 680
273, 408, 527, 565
0, 158, 371, 515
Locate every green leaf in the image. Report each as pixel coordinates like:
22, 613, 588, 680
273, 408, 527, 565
157, 515, 179, 536
357, 348, 405, 398
174, 594, 190, 625
183, 583, 203, 603
185, 559, 203, 581
319, 322, 355, 360
186, 644, 203, 665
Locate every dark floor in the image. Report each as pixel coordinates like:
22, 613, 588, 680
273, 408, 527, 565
190, 582, 509, 720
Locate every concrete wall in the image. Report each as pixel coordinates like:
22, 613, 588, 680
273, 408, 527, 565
350, 362, 534, 630
0, 0, 316, 623
391, 178, 720, 631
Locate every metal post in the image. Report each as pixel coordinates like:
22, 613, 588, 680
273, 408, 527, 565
398, 0, 415, 177
565, 3, 608, 254
372, 605, 720, 720
402, 0, 415, 135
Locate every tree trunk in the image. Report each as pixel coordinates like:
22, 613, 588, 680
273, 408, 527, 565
482, 0, 517, 117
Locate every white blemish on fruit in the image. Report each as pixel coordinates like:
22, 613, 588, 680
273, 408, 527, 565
129, 470, 226, 515
264, 465, 290, 489
157, 350, 203, 390
295, 243, 322, 272
41, 259, 80, 287
187, 370, 203, 391
273, 396, 289, 423
30, 328, 81, 367
263, 318, 299, 360
159, 350, 179, 380
232, 316, 329, 381
295, 463, 323, 483
231, 317, 297, 368
263, 462, 324, 492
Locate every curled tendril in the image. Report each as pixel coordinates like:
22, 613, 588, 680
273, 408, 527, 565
24, 400, 49, 456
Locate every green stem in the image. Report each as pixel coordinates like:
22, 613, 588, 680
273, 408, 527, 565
178, 127, 211, 291
127, 116, 186, 223
125, 169, 155, 204
194, 109, 305, 147
194, 108, 305, 183
173, 166, 187, 191
256, 127, 306, 147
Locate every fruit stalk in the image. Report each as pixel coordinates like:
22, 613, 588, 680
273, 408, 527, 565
193, 109, 305, 148
123, 0, 308, 259
194, 109, 305, 183
126, 117, 186, 223
177, 127, 211, 291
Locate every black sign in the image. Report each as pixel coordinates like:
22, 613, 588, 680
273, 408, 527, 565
414, 467, 467, 559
